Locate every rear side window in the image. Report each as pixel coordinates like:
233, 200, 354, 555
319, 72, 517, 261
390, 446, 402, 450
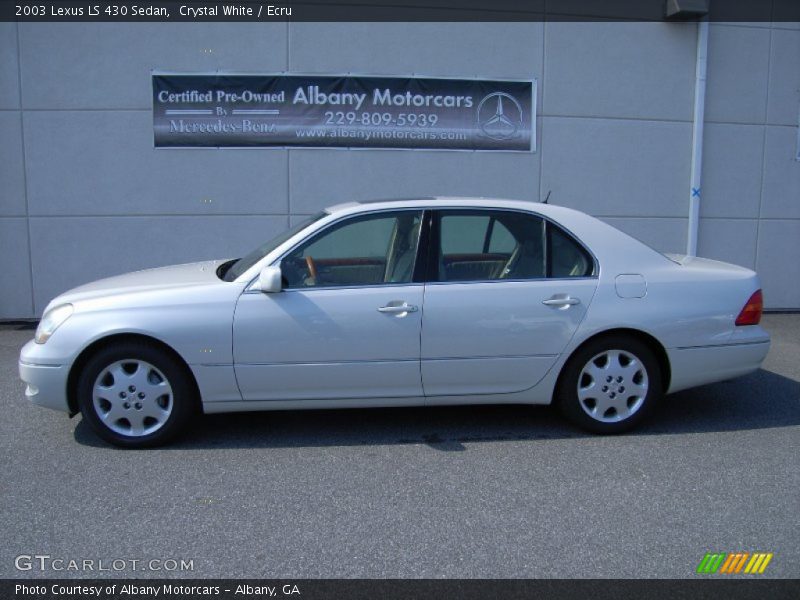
435, 210, 546, 282
433, 209, 594, 282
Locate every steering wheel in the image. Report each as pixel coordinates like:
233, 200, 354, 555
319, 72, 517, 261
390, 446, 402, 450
304, 255, 318, 281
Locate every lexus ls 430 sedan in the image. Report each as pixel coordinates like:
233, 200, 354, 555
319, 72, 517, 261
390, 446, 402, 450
19, 198, 770, 447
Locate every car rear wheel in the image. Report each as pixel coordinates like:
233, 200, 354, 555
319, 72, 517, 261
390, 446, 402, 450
556, 335, 662, 434
77, 342, 196, 448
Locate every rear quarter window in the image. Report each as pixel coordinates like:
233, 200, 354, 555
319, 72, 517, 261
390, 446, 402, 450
547, 223, 594, 278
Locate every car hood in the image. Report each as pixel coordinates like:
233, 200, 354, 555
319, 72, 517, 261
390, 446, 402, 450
47, 260, 231, 309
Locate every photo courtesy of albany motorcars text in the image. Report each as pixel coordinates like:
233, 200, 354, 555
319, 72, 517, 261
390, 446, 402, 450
19, 197, 770, 447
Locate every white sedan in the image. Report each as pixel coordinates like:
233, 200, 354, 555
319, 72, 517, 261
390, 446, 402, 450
19, 198, 770, 447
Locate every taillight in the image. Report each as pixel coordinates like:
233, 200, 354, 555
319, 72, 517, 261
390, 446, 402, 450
735, 289, 763, 326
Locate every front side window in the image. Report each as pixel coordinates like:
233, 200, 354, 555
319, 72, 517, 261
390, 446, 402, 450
434, 209, 594, 282
282, 210, 423, 289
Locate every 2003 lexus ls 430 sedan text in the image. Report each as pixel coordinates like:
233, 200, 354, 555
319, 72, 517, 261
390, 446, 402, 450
19, 198, 770, 447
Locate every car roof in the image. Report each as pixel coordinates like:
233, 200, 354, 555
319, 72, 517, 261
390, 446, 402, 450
325, 196, 569, 217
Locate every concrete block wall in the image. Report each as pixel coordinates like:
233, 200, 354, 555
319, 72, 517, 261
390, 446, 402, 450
0, 21, 798, 317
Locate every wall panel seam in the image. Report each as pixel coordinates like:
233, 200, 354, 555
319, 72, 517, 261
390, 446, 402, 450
11, 108, 151, 112
538, 19, 546, 203
27, 214, 294, 219
286, 20, 292, 220
754, 26, 774, 272
16, 21, 35, 316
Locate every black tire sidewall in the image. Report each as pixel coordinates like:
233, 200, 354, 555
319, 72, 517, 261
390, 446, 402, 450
556, 335, 662, 434
77, 342, 196, 448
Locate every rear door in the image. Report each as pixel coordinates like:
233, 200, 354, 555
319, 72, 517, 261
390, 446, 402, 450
421, 209, 598, 397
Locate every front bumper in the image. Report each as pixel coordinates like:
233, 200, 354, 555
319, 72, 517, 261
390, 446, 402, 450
19, 339, 71, 413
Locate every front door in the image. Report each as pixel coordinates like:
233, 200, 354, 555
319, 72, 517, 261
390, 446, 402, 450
421, 209, 598, 396
233, 209, 425, 401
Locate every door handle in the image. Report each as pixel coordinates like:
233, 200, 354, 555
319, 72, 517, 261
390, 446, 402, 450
542, 296, 581, 307
378, 302, 418, 314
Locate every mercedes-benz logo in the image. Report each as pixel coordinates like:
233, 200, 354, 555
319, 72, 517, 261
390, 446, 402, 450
476, 92, 524, 141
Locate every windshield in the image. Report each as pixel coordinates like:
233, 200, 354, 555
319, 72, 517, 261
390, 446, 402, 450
221, 212, 327, 282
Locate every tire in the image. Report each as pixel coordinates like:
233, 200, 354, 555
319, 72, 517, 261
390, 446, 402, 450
77, 341, 197, 448
555, 334, 662, 434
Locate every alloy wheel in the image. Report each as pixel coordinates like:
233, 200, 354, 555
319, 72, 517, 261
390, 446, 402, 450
92, 359, 173, 437
576, 349, 649, 423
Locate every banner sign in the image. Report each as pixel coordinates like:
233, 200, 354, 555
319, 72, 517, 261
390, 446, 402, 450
153, 74, 535, 151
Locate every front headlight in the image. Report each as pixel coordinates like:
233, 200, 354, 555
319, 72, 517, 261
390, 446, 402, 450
35, 304, 74, 344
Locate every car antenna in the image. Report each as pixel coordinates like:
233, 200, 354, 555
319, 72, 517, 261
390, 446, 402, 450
543, 190, 551, 204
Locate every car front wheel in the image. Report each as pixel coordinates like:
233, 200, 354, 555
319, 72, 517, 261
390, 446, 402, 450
556, 335, 662, 434
77, 341, 196, 448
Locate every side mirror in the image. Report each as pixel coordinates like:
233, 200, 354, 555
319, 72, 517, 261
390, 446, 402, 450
258, 265, 283, 293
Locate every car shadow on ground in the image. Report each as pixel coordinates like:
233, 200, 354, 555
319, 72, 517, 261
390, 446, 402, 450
73, 367, 800, 451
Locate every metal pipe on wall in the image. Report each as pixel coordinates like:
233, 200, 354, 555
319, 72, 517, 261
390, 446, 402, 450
686, 19, 709, 256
